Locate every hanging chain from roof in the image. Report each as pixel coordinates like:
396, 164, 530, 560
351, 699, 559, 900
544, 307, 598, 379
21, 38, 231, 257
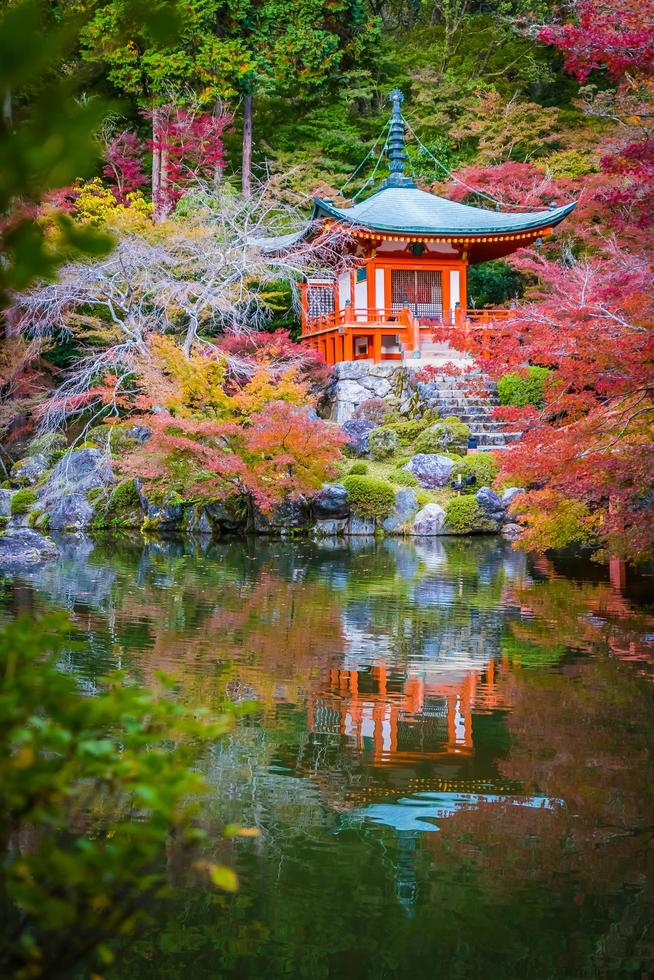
402, 115, 538, 212
337, 118, 391, 198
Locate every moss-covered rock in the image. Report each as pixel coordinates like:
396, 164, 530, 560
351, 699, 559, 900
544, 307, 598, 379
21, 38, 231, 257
368, 427, 399, 461
415, 418, 470, 455
27, 432, 67, 463
445, 495, 497, 534
10, 488, 38, 516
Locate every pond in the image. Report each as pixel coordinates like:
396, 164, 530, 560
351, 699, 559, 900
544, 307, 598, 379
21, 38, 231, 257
2, 534, 653, 979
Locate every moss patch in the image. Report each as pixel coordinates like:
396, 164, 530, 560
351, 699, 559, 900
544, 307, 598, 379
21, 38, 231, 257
11, 489, 37, 515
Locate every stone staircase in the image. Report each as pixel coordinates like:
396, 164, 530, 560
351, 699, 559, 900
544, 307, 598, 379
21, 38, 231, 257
414, 367, 521, 453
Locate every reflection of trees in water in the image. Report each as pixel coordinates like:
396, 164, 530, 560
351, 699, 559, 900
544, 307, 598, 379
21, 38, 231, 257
4, 533, 653, 979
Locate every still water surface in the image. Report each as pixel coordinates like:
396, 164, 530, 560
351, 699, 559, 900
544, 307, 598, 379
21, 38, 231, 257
3, 534, 654, 979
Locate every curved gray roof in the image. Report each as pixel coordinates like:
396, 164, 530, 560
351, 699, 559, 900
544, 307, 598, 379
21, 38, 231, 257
313, 185, 576, 236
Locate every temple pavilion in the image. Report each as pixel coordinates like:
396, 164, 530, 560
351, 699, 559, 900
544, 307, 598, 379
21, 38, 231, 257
292, 89, 576, 365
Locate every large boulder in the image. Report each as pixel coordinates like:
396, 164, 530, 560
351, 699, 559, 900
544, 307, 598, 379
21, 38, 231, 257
347, 516, 376, 535
476, 486, 505, 525
48, 448, 114, 492
502, 487, 525, 508
46, 493, 95, 531
312, 484, 350, 521
382, 488, 419, 533
144, 497, 185, 532
341, 418, 376, 456
312, 517, 348, 537
253, 496, 310, 534
403, 454, 454, 489
0, 528, 59, 568
10, 454, 49, 486
0, 489, 14, 518
410, 503, 446, 536
204, 498, 246, 533
36, 449, 114, 531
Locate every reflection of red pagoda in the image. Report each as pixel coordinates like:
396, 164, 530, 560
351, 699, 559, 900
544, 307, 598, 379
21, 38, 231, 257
307, 659, 502, 766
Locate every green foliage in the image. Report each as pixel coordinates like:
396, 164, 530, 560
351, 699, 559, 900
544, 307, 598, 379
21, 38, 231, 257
348, 461, 368, 475
368, 427, 399, 461
388, 468, 418, 487
342, 475, 396, 520
0, 0, 113, 307
415, 418, 470, 455
468, 260, 524, 308
10, 488, 37, 515
452, 454, 500, 494
446, 495, 482, 533
382, 415, 438, 447
497, 366, 551, 407
0, 614, 235, 979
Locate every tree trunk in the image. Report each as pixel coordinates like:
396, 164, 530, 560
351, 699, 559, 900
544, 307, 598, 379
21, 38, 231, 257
242, 92, 253, 198
2, 88, 12, 129
151, 107, 161, 217
159, 145, 169, 217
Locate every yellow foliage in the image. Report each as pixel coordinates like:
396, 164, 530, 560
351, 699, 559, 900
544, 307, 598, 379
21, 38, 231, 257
73, 178, 153, 230
148, 336, 235, 418
233, 365, 311, 415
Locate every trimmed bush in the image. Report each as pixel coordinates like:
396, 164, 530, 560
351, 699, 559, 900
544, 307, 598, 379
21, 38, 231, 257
368, 427, 398, 461
452, 454, 500, 494
445, 496, 481, 533
10, 489, 38, 515
415, 418, 470, 455
348, 462, 368, 475
497, 366, 550, 408
388, 469, 418, 487
342, 475, 396, 521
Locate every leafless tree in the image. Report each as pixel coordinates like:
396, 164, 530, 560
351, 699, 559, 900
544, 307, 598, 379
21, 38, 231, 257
9, 181, 351, 433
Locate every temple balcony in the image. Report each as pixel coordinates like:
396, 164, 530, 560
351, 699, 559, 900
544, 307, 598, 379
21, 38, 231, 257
300, 305, 512, 366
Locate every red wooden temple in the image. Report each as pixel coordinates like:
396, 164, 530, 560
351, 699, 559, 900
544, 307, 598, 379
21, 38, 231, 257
294, 89, 576, 365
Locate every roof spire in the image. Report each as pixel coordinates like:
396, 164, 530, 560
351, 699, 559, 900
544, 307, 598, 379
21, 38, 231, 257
384, 88, 415, 189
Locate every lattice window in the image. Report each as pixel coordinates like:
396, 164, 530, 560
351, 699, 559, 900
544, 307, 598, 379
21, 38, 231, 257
391, 269, 442, 318
307, 283, 335, 319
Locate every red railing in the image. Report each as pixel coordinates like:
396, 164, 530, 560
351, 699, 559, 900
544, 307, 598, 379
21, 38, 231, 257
301, 306, 515, 364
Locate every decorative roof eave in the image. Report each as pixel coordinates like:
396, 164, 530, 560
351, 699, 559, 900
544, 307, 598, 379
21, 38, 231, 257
321, 222, 556, 245
312, 197, 577, 237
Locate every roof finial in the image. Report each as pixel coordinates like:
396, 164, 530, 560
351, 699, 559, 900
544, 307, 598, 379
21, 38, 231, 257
384, 88, 415, 189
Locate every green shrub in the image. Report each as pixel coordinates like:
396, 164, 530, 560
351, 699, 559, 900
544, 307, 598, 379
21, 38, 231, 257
342, 475, 396, 520
445, 496, 482, 533
497, 366, 550, 408
415, 418, 470, 455
348, 462, 368, 475
388, 469, 418, 487
368, 427, 398, 461
10, 488, 37, 515
452, 454, 500, 494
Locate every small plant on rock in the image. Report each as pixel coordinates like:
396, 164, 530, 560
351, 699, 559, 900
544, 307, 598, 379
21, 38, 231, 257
342, 475, 396, 521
